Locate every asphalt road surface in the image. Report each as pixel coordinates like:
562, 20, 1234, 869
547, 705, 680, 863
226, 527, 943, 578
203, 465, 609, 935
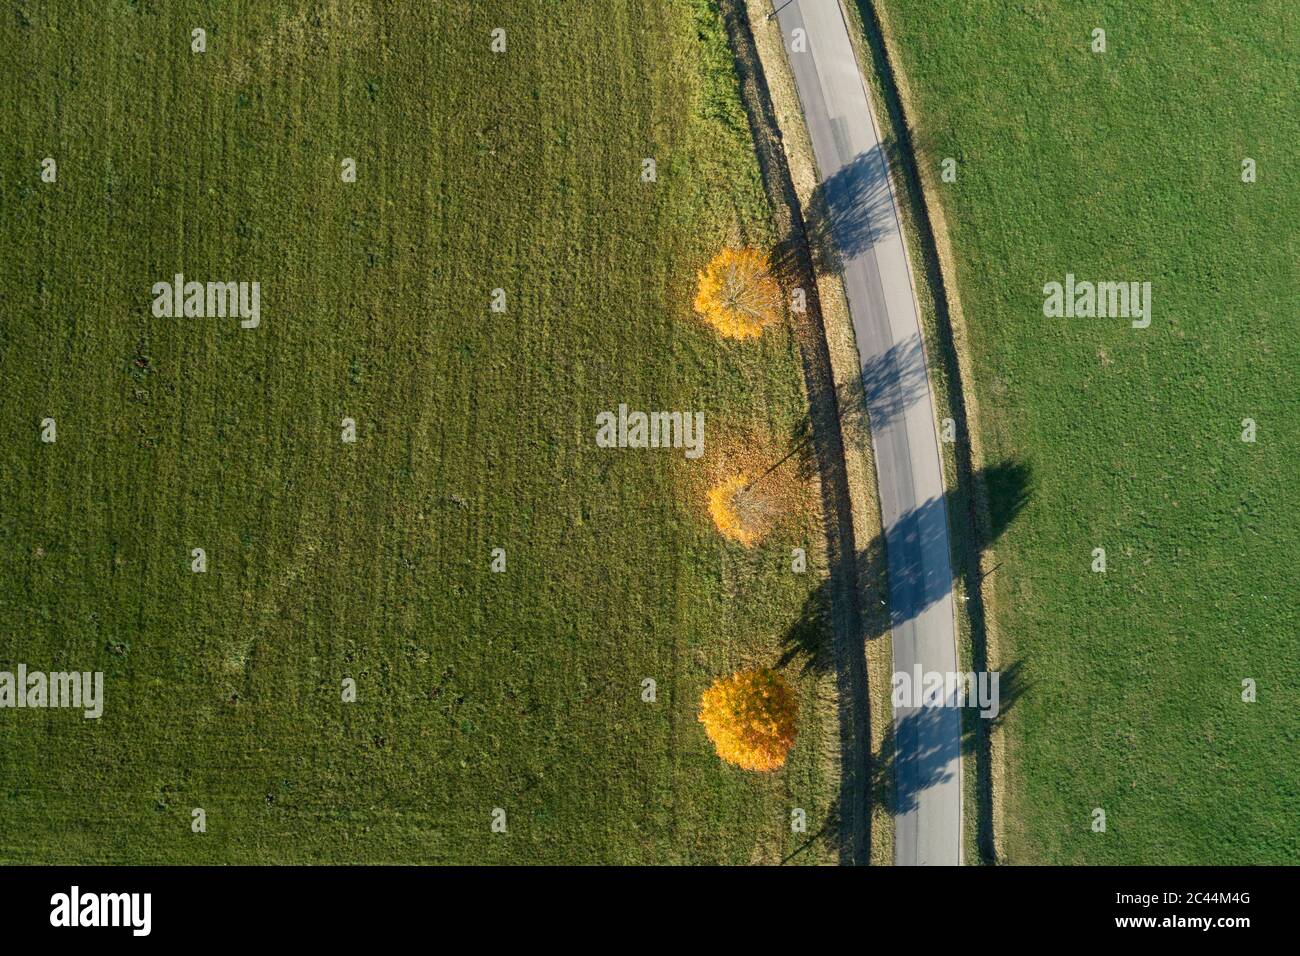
773, 0, 962, 865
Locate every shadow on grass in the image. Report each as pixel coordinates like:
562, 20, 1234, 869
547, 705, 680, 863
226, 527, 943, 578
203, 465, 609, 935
835, 0, 1021, 864
722, 0, 1029, 866
776, 456, 1033, 857
780, 800, 841, 865
720, 0, 873, 866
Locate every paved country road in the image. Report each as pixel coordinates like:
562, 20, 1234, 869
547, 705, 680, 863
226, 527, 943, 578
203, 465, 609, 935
772, 0, 962, 865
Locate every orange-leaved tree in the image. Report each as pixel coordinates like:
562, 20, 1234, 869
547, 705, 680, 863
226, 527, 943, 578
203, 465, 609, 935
693, 247, 783, 340
698, 667, 797, 771
707, 473, 760, 546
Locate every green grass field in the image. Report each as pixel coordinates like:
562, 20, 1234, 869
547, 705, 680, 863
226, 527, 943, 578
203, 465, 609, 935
0, 0, 840, 864
873, 0, 1298, 863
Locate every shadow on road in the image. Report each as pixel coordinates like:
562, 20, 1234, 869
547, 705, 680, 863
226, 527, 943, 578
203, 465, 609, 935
780, 656, 1028, 863
775, 458, 1033, 834
876, 659, 1029, 815
839, 0, 1026, 864
773, 140, 900, 280
783, 346, 934, 485
722, 0, 1032, 866
779, 460, 1033, 674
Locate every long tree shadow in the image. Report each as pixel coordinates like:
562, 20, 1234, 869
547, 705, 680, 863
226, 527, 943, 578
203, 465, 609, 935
777, 459, 1032, 860
772, 139, 900, 280
782, 348, 931, 489
720, 0, 872, 865
872, 659, 1029, 816
779, 460, 1032, 675
844, 0, 1021, 863
780, 798, 841, 865
809, 142, 898, 267
860, 336, 932, 432
723, 0, 1030, 866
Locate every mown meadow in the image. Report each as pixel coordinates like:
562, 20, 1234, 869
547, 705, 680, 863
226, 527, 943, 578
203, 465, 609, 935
0, 0, 840, 863
871, 0, 1298, 863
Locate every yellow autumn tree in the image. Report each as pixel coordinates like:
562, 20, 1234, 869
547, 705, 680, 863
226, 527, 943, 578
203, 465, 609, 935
708, 473, 760, 546
698, 668, 797, 771
693, 247, 783, 340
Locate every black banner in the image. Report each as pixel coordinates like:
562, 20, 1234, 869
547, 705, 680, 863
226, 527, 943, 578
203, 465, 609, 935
0, 865, 1280, 941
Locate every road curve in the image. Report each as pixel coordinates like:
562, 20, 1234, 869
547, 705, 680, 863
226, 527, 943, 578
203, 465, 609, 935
773, 0, 961, 865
